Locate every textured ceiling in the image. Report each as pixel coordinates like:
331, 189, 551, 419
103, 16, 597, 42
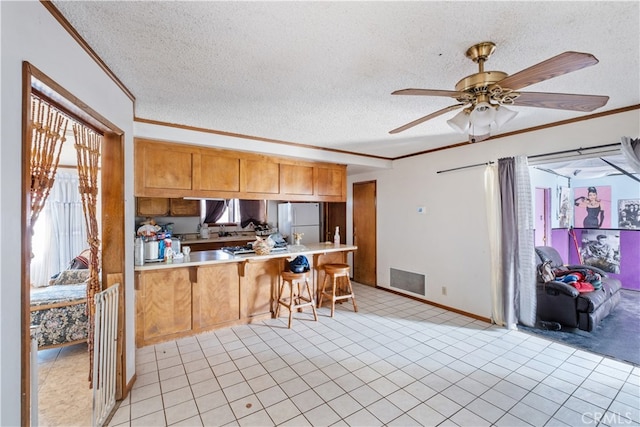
51, 1, 639, 159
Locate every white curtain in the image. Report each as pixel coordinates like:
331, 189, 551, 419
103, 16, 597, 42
30, 171, 87, 286
485, 164, 504, 326
498, 156, 537, 329
621, 136, 640, 173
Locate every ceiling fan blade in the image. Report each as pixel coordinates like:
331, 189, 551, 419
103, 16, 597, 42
496, 51, 599, 91
389, 104, 466, 134
513, 92, 609, 112
392, 88, 464, 98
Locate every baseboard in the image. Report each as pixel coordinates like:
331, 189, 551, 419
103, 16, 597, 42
375, 285, 492, 324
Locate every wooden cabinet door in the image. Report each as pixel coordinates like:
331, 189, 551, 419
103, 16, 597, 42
136, 197, 170, 216
193, 264, 240, 329
135, 139, 194, 196
136, 269, 192, 345
280, 164, 314, 196
170, 198, 200, 216
241, 259, 281, 317
197, 153, 241, 192
241, 158, 280, 194
317, 166, 346, 198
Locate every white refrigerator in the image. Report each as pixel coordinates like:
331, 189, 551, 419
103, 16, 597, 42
277, 202, 320, 244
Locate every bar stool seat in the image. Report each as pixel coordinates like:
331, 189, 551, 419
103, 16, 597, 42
275, 270, 318, 328
318, 263, 358, 317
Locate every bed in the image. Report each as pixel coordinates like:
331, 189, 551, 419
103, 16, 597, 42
30, 269, 90, 349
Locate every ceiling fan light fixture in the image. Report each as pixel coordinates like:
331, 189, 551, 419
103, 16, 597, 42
447, 109, 470, 133
494, 105, 518, 128
469, 102, 496, 127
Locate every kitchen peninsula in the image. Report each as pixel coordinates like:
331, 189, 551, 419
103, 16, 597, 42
134, 243, 357, 347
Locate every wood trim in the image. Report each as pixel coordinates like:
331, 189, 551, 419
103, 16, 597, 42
134, 116, 393, 161
21, 62, 128, 425
375, 285, 492, 324
27, 63, 124, 136
21, 61, 34, 427
394, 104, 640, 160
39, 1, 135, 102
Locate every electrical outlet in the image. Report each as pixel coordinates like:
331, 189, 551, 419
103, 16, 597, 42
441, 286, 447, 296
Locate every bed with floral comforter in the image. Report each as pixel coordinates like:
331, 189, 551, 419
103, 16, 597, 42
30, 270, 89, 349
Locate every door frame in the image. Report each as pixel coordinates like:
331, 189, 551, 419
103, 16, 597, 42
21, 62, 126, 424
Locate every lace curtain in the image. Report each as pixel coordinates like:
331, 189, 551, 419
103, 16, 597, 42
74, 123, 102, 384
497, 156, 536, 328
621, 136, 640, 173
30, 171, 87, 287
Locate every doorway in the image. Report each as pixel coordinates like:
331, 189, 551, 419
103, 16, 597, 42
21, 62, 126, 425
535, 187, 551, 246
352, 181, 376, 286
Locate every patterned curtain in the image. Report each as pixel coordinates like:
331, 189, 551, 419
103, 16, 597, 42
30, 96, 69, 227
498, 156, 536, 328
74, 123, 102, 385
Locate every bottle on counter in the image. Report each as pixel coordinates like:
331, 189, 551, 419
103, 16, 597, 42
334, 226, 340, 245
134, 236, 144, 266
164, 238, 174, 263
200, 223, 210, 239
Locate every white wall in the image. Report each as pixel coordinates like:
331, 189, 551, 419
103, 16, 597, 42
1, 2, 135, 425
347, 110, 640, 319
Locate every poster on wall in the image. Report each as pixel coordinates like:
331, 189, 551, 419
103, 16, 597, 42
618, 199, 640, 229
573, 186, 611, 228
558, 186, 572, 228
580, 230, 620, 274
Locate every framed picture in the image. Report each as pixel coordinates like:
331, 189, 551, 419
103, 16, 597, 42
618, 199, 640, 229
558, 186, 572, 228
573, 186, 611, 229
580, 230, 620, 273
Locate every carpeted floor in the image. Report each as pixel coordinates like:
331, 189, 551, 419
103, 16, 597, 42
519, 288, 640, 366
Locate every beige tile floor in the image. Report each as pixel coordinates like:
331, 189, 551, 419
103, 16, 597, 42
39, 282, 640, 426
37, 342, 92, 426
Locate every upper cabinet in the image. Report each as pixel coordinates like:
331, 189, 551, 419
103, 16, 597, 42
134, 138, 346, 202
134, 140, 195, 197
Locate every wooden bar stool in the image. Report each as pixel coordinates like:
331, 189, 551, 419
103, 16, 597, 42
318, 263, 358, 317
275, 270, 318, 328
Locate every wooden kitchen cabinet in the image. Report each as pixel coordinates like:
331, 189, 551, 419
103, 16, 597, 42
136, 197, 170, 216
280, 163, 314, 196
241, 158, 280, 194
192, 264, 240, 329
241, 259, 282, 318
197, 151, 241, 192
169, 198, 200, 216
135, 268, 193, 346
135, 139, 195, 197
136, 197, 200, 217
135, 138, 347, 202
316, 166, 346, 198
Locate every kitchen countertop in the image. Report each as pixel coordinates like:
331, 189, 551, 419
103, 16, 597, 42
134, 243, 357, 271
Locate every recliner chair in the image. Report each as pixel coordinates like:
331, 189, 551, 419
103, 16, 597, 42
535, 246, 622, 332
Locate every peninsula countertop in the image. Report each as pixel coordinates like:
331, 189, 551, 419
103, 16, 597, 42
134, 243, 357, 271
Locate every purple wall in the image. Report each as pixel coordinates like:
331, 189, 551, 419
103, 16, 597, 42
550, 228, 639, 291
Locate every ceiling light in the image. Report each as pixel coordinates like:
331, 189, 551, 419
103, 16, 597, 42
447, 102, 519, 142
447, 110, 469, 133
494, 105, 518, 128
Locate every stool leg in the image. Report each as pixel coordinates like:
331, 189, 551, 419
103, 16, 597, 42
275, 280, 287, 319
346, 276, 358, 312
306, 279, 318, 321
318, 274, 328, 308
287, 281, 295, 329
330, 276, 337, 318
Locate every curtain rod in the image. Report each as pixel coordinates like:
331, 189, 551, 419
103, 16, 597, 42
436, 161, 494, 174
528, 142, 621, 159
437, 142, 622, 174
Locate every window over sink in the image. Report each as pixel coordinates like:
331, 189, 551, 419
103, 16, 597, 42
202, 199, 267, 227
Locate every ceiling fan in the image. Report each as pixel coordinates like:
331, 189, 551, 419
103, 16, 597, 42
389, 42, 609, 143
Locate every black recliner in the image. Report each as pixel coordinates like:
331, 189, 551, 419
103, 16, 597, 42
535, 246, 622, 332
